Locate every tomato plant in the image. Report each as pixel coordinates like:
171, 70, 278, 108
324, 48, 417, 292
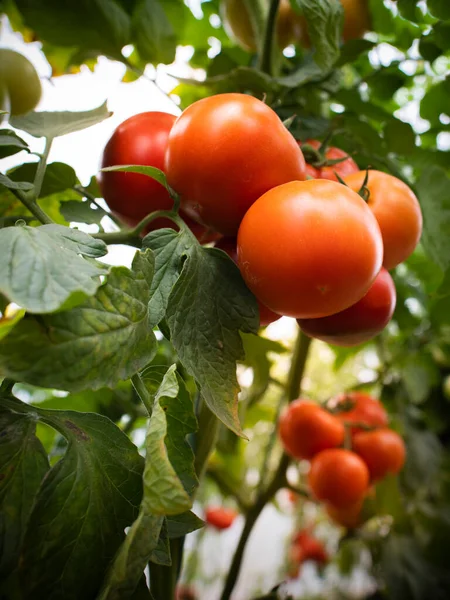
165, 93, 306, 235
278, 399, 345, 459
237, 179, 383, 318
0, 48, 41, 118
297, 267, 396, 346
352, 428, 406, 481
309, 448, 370, 508
344, 170, 423, 270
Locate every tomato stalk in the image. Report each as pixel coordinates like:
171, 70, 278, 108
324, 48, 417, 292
131, 372, 154, 416
220, 329, 312, 600
258, 0, 280, 75
73, 184, 126, 229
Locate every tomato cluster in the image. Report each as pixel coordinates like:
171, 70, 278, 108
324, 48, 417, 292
100, 93, 422, 343
288, 527, 328, 577
279, 392, 406, 528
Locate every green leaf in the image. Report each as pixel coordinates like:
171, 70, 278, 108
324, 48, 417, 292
0, 405, 49, 577
14, 0, 130, 61
428, 0, 450, 20
402, 429, 442, 492
60, 199, 108, 224
0, 397, 144, 599
101, 164, 168, 190
416, 166, 450, 272
0, 129, 29, 159
149, 519, 171, 566
0, 304, 25, 341
166, 510, 204, 539
384, 119, 416, 156
0, 172, 34, 192
8, 161, 77, 198
335, 39, 376, 66
420, 77, 450, 126
295, 0, 343, 71
10, 102, 113, 139
0, 250, 157, 391
143, 230, 258, 435
0, 224, 108, 313
141, 364, 197, 514
131, 0, 176, 65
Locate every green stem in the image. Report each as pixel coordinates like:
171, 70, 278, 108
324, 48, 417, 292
194, 398, 219, 480
149, 546, 178, 600
0, 378, 15, 395
258, 0, 280, 75
220, 329, 312, 600
131, 373, 153, 416
93, 210, 183, 246
12, 188, 53, 224
34, 136, 53, 199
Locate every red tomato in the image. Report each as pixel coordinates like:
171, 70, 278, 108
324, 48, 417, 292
99, 112, 177, 228
333, 392, 388, 436
344, 170, 423, 270
325, 498, 363, 529
205, 506, 237, 530
279, 399, 345, 460
290, 530, 328, 566
308, 449, 369, 508
341, 0, 371, 42
215, 237, 280, 327
237, 180, 383, 319
302, 139, 359, 182
352, 428, 406, 481
165, 93, 306, 236
175, 585, 197, 600
298, 267, 396, 346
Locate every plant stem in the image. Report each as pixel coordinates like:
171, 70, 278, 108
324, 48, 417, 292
93, 210, 183, 246
259, 0, 280, 75
220, 329, 312, 600
73, 185, 125, 228
0, 378, 15, 395
131, 373, 153, 416
34, 136, 53, 199
194, 398, 219, 480
12, 188, 54, 224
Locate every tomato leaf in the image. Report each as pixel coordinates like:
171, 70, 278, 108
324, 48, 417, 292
0, 250, 157, 391
0, 129, 29, 159
0, 224, 108, 313
60, 199, 108, 225
101, 164, 168, 191
143, 229, 258, 436
10, 102, 112, 139
0, 403, 49, 578
0, 171, 34, 192
98, 365, 197, 598
0, 397, 144, 599
0, 304, 25, 341
131, 0, 176, 65
7, 161, 77, 198
166, 510, 204, 539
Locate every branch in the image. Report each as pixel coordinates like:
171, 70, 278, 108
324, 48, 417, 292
259, 0, 280, 75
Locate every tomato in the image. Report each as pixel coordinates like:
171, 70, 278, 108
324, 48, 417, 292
0, 49, 41, 118
279, 399, 345, 460
302, 139, 359, 182
99, 112, 177, 224
308, 448, 369, 508
352, 428, 406, 481
237, 180, 383, 319
290, 530, 328, 567
325, 499, 364, 529
205, 506, 237, 530
165, 93, 306, 236
341, 0, 371, 42
215, 237, 280, 327
222, 0, 306, 51
297, 267, 396, 347
176, 585, 197, 600
333, 391, 388, 436
344, 170, 423, 270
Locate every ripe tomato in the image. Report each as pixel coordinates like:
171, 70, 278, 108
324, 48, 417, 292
205, 506, 237, 530
341, 0, 371, 41
325, 498, 363, 529
222, 0, 305, 51
0, 49, 41, 118
344, 170, 422, 270
297, 267, 396, 347
215, 237, 280, 327
290, 531, 328, 571
165, 93, 306, 236
333, 391, 388, 436
279, 399, 345, 460
302, 139, 359, 182
176, 585, 197, 600
308, 448, 369, 508
237, 180, 383, 319
352, 428, 406, 481
99, 111, 177, 225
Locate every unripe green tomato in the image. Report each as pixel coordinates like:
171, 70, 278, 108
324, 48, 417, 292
0, 49, 42, 119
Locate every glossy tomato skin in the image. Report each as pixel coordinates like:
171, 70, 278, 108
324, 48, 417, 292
344, 170, 422, 270
303, 139, 359, 182
205, 506, 237, 530
298, 267, 396, 346
237, 180, 383, 319
165, 93, 306, 236
333, 391, 388, 437
215, 237, 280, 327
352, 428, 406, 481
99, 112, 177, 226
308, 448, 369, 508
0, 49, 41, 118
279, 399, 345, 460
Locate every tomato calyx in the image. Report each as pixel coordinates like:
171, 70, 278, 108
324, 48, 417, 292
335, 168, 371, 202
